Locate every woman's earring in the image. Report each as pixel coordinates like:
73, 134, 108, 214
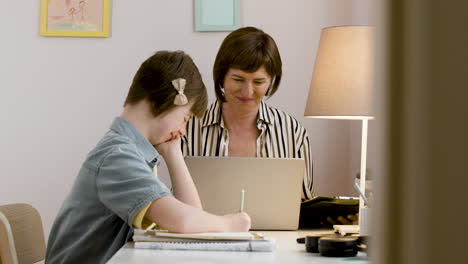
220, 85, 225, 96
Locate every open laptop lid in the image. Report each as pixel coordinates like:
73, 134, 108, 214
185, 156, 304, 230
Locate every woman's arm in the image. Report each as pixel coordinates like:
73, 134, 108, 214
298, 128, 314, 200
146, 196, 251, 233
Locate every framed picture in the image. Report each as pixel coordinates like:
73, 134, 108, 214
195, 0, 241, 32
40, 0, 111, 37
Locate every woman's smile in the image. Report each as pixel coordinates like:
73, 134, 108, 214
236, 96, 255, 103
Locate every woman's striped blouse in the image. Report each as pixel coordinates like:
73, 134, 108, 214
181, 100, 314, 200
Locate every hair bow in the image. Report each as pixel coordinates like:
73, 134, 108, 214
172, 78, 188, 105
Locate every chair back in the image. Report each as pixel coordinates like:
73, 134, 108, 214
0, 204, 46, 264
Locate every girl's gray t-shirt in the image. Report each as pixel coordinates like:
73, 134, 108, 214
46, 117, 172, 264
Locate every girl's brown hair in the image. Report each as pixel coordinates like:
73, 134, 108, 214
125, 50, 208, 118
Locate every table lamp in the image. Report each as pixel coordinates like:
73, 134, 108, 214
304, 26, 374, 224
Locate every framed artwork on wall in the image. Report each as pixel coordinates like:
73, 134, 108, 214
195, 0, 241, 32
40, 0, 111, 37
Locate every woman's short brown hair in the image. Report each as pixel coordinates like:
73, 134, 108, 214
213, 27, 282, 102
124, 50, 208, 118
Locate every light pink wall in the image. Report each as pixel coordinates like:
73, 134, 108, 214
0, 0, 368, 240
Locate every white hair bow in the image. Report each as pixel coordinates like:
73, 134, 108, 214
172, 78, 188, 105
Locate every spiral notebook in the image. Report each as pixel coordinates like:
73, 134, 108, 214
133, 229, 276, 252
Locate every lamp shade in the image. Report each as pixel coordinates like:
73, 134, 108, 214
304, 26, 374, 119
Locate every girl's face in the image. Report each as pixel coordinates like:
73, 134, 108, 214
222, 66, 272, 111
148, 103, 193, 146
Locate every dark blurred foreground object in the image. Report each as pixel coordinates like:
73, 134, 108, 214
299, 196, 359, 228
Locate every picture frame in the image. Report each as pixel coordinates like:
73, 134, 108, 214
40, 0, 111, 37
195, 0, 241, 32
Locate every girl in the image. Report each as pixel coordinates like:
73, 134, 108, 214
45, 51, 251, 264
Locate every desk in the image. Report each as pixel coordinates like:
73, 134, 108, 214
107, 230, 368, 264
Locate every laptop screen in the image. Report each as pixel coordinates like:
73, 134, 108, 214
185, 156, 304, 230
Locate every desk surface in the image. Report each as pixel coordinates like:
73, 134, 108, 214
107, 230, 368, 264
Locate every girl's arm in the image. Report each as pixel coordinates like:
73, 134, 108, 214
163, 144, 202, 208
153, 136, 251, 233
155, 136, 202, 209
146, 196, 251, 233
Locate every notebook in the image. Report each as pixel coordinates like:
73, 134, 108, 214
139, 230, 260, 241
185, 157, 305, 230
132, 229, 275, 252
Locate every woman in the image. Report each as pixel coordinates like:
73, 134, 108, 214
181, 27, 313, 200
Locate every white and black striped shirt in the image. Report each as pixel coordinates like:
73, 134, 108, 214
182, 100, 314, 200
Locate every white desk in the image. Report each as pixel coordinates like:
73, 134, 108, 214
107, 230, 368, 264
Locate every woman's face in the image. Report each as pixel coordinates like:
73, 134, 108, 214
223, 66, 272, 111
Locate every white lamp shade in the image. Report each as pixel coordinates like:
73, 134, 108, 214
304, 26, 374, 119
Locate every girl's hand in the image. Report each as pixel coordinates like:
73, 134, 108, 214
154, 133, 182, 159
223, 212, 251, 232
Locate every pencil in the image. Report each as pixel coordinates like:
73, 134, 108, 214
240, 189, 245, 212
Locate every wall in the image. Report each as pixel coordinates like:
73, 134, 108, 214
0, 0, 360, 239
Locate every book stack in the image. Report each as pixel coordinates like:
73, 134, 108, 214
333, 225, 360, 236
132, 229, 276, 252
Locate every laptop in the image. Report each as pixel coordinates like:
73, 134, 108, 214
185, 156, 305, 230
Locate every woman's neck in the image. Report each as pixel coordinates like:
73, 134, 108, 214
221, 102, 259, 130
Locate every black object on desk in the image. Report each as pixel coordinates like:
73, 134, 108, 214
318, 237, 358, 257
299, 196, 359, 228
296, 237, 305, 244
304, 234, 346, 253
298, 235, 368, 257
305, 236, 321, 253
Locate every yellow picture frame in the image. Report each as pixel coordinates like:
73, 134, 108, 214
40, 0, 111, 37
